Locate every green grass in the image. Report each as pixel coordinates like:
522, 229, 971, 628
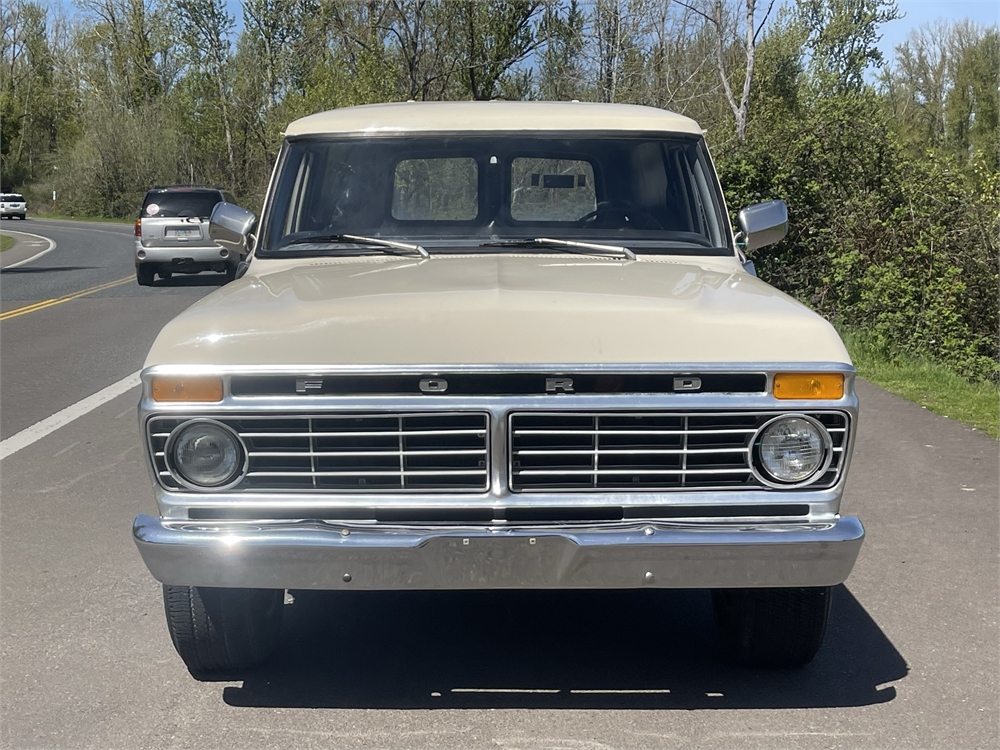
842, 332, 999, 439
32, 211, 133, 224
0, 234, 13, 252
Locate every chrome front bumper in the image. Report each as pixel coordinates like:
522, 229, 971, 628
133, 514, 864, 590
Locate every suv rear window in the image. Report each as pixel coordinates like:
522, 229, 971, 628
2, 195, 25, 202
142, 190, 222, 219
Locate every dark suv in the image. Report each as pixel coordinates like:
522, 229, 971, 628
134, 187, 240, 285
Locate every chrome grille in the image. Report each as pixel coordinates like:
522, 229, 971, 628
509, 411, 848, 492
149, 412, 490, 492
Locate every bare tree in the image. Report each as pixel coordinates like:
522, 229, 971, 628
589, 0, 652, 103
176, 0, 235, 174
676, 0, 776, 140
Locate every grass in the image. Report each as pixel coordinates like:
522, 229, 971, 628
842, 332, 999, 439
31, 211, 133, 224
0, 234, 13, 252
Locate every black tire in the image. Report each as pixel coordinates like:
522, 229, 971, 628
713, 586, 832, 668
162, 585, 283, 677
136, 264, 156, 286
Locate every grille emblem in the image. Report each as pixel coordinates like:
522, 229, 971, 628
673, 377, 702, 392
545, 377, 574, 394
295, 378, 324, 393
419, 378, 448, 393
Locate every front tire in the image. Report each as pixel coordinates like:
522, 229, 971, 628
713, 586, 832, 668
163, 585, 283, 677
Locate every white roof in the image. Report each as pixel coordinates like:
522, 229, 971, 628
284, 101, 703, 137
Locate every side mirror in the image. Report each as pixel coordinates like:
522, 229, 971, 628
209, 202, 257, 255
737, 200, 787, 253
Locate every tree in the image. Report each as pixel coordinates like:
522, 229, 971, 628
75, 0, 171, 110
175, 0, 235, 176
0, 1, 65, 187
800, 0, 900, 92
674, 0, 779, 141
241, 0, 298, 110
945, 26, 999, 165
590, 0, 650, 104
455, 0, 541, 100
537, 0, 587, 100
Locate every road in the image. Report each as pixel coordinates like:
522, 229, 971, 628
0, 219, 222, 440
0, 219, 997, 749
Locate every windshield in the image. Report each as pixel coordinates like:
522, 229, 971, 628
2, 195, 25, 202
261, 134, 732, 255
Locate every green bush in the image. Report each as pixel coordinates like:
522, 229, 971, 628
717, 90, 999, 383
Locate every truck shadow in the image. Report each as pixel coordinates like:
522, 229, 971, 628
221, 584, 906, 710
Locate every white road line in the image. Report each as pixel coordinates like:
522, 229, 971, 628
0, 371, 141, 461
1, 231, 57, 269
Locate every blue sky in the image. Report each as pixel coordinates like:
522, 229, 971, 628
879, 0, 1000, 54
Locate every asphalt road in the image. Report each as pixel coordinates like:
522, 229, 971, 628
0, 219, 223, 440
1, 219, 997, 749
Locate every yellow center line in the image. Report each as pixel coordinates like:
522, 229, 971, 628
0, 275, 134, 321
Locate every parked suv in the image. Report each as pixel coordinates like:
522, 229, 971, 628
0, 193, 27, 219
134, 187, 241, 285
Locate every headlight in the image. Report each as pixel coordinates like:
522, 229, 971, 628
166, 419, 246, 489
753, 415, 831, 486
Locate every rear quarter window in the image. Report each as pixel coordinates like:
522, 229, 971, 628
510, 158, 596, 222
392, 158, 479, 221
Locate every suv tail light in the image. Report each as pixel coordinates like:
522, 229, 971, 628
134, 219, 141, 237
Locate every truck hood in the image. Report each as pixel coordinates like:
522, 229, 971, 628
144, 254, 850, 367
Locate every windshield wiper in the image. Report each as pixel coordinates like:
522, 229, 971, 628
479, 237, 636, 260
283, 233, 430, 258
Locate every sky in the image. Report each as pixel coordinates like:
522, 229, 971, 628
878, 0, 1000, 55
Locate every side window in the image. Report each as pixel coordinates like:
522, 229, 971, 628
510, 158, 596, 221
392, 157, 479, 221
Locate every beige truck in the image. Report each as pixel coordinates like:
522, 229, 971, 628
132, 101, 863, 677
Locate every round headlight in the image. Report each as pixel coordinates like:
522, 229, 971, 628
167, 420, 245, 489
755, 416, 830, 485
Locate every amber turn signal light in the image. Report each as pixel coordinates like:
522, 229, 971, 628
151, 376, 224, 402
773, 373, 844, 400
